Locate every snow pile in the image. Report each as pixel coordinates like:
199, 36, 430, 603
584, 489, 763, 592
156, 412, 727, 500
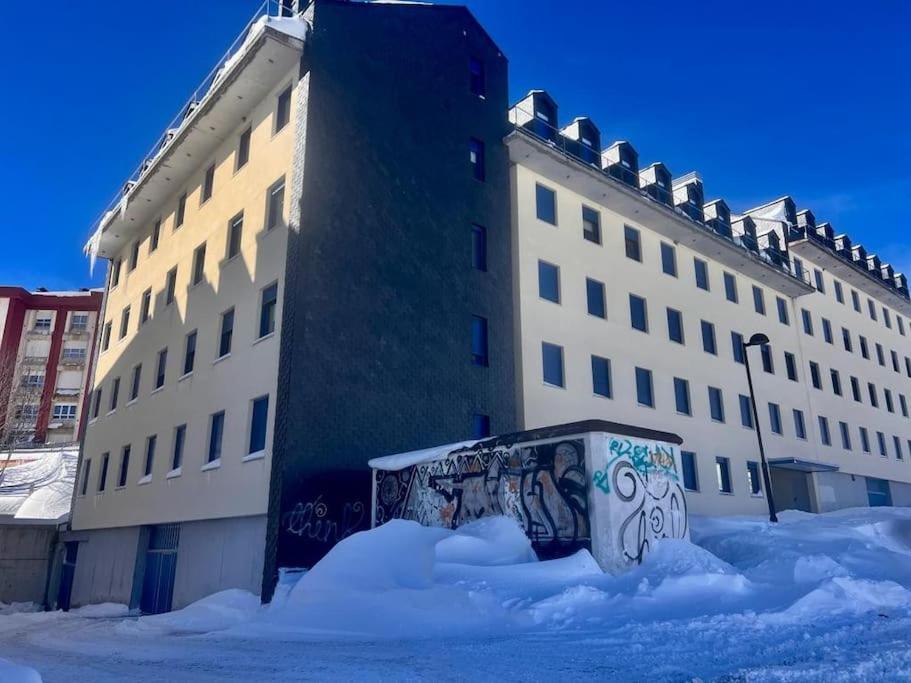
0, 447, 79, 522
0, 657, 41, 683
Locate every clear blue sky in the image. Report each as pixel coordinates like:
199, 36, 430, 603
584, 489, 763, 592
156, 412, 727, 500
1, 0, 908, 290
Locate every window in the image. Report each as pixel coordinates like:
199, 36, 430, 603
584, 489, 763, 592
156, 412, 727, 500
813, 268, 825, 293
259, 282, 278, 338
860, 427, 870, 453
144, 435, 156, 477
635, 367, 654, 407
155, 348, 167, 389
201, 163, 215, 203
900, 394, 908, 418
591, 356, 611, 398
819, 416, 831, 446
674, 377, 691, 415
70, 313, 89, 332
267, 178, 286, 230
830, 369, 842, 396
624, 226, 641, 262
129, 240, 140, 272
840, 422, 852, 450
793, 257, 804, 279
535, 184, 557, 225
172, 425, 186, 470
227, 213, 243, 259
52, 404, 77, 420
471, 316, 488, 367
165, 267, 177, 305
538, 261, 560, 303
776, 297, 789, 325
752, 286, 765, 315
760, 344, 773, 374
809, 361, 821, 389
731, 332, 745, 364
21, 373, 43, 389
137, 288, 151, 326
98, 452, 110, 492
747, 461, 762, 495
801, 309, 813, 336
147, 220, 161, 256
834, 280, 844, 303
694, 258, 709, 291
129, 364, 142, 401
218, 308, 234, 358
868, 383, 879, 407
80, 459, 91, 496
62, 347, 86, 362
192, 243, 206, 286
119, 306, 130, 339
784, 352, 797, 381
886, 389, 895, 413
469, 138, 485, 181
739, 394, 753, 429
118, 446, 131, 487
661, 242, 677, 276
586, 278, 606, 319
237, 127, 251, 170
175, 193, 187, 229
723, 272, 738, 303
681, 451, 699, 491
868, 298, 877, 321
851, 289, 861, 312
768, 402, 782, 434
900, 317, 906, 336
701, 320, 717, 355
906, 357, 911, 378
471, 225, 487, 271
708, 386, 725, 422
582, 206, 601, 244
630, 294, 648, 332
860, 336, 869, 359
895, 436, 903, 460
92, 388, 102, 419
33, 314, 52, 331
667, 308, 684, 344
471, 414, 491, 439
542, 342, 564, 387
249, 395, 269, 454
275, 85, 292, 132
469, 56, 485, 96
208, 411, 225, 463
877, 431, 887, 457
876, 343, 885, 366
892, 350, 900, 373
183, 331, 197, 375
111, 260, 121, 287
109, 377, 120, 412
884, 308, 892, 329
851, 376, 862, 402
793, 409, 806, 439
716, 457, 732, 494
842, 328, 852, 352
822, 318, 833, 344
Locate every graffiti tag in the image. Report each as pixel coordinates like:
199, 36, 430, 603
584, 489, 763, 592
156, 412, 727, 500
282, 495, 366, 545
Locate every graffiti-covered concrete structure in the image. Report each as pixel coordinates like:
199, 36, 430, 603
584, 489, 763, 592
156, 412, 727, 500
370, 420, 688, 573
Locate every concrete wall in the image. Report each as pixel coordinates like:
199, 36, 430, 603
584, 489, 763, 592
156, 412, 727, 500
0, 525, 55, 604
68, 525, 143, 608
812, 470, 869, 513
890, 480, 911, 507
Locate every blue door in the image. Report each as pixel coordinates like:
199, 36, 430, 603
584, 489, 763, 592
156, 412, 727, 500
866, 477, 893, 507
140, 524, 180, 614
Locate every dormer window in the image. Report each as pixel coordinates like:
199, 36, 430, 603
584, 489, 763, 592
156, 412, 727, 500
536, 110, 550, 123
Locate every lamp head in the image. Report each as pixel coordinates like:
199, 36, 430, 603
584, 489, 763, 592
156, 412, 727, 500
747, 332, 770, 347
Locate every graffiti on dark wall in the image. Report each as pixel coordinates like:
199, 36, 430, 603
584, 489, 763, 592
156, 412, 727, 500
375, 440, 591, 558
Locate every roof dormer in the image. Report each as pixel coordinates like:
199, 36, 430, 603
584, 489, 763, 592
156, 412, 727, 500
867, 254, 882, 274
815, 221, 835, 242
796, 209, 816, 231
601, 141, 639, 187
509, 90, 558, 142
704, 199, 732, 238
672, 172, 704, 222
881, 263, 894, 282
639, 162, 673, 206
834, 233, 852, 256
851, 244, 867, 264
895, 273, 908, 294
560, 117, 601, 166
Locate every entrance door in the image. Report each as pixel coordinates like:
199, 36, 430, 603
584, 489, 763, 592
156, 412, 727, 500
866, 477, 893, 507
140, 524, 180, 614
57, 541, 79, 611
770, 469, 813, 512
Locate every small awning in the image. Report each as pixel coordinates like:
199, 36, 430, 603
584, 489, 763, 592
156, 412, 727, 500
768, 458, 839, 473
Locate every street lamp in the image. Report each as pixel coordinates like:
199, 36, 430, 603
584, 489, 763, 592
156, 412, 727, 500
743, 332, 779, 523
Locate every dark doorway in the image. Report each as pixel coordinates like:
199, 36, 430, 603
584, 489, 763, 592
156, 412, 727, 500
140, 524, 180, 614
57, 541, 79, 611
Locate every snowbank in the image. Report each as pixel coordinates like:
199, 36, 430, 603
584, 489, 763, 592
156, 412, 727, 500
0, 657, 41, 683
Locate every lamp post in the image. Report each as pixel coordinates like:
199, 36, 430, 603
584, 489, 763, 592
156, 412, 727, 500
743, 332, 779, 523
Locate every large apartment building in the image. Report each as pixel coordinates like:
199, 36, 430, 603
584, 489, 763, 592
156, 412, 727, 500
66, 0, 910, 613
0, 287, 102, 445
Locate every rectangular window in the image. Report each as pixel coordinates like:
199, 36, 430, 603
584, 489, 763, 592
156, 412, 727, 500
227, 213, 243, 259
868, 299, 877, 321
98, 452, 109, 492
52, 404, 77, 420
830, 369, 842, 396
140, 288, 152, 325
249, 395, 269, 454
906, 357, 911, 378
674, 377, 691, 415
542, 342, 564, 387
899, 317, 906, 336
80, 459, 91, 496
624, 226, 641, 262
109, 377, 120, 412
801, 309, 813, 336
708, 386, 725, 422
716, 457, 732, 494
591, 355, 612, 398
471, 414, 491, 439
752, 286, 765, 315
259, 282, 278, 338
895, 436, 904, 460
535, 184, 557, 225
582, 206, 601, 244
192, 243, 206, 286
851, 376, 862, 402
661, 242, 677, 277
183, 331, 197, 375
694, 258, 709, 291
869, 383, 879, 407
821, 318, 833, 344
747, 461, 762, 495
155, 348, 167, 389
208, 411, 225, 463
172, 425, 186, 470
851, 289, 861, 312
218, 308, 234, 358
111, 259, 121, 287
175, 192, 187, 229
70, 313, 89, 332
538, 261, 560, 303
130, 364, 142, 401
635, 367, 654, 407
814, 268, 825, 293
129, 240, 140, 272
760, 343, 774, 374
471, 316, 489, 367
819, 416, 831, 446
267, 178, 286, 230
784, 352, 798, 381
237, 127, 251, 170
731, 331, 745, 364
92, 387, 102, 419
768, 402, 782, 434
876, 343, 885, 366
630, 294, 648, 332
471, 224, 487, 271
118, 446, 130, 488
834, 280, 844, 303
469, 138, 485, 181
165, 267, 177, 305
860, 336, 869, 359
842, 328, 852, 352
739, 394, 753, 429
892, 350, 900, 373
793, 409, 806, 439
776, 297, 789, 325
119, 306, 130, 339
860, 426, 870, 453
586, 278, 606, 319
201, 163, 215, 203
877, 431, 887, 457
275, 85, 292, 132
701, 320, 717, 355
469, 56, 486, 96
886, 389, 894, 413
144, 435, 156, 477
681, 451, 699, 491
900, 394, 908, 417
723, 272, 738, 303
840, 422, 852, 450
667, 308, 684, 344
884, 308, 892, 328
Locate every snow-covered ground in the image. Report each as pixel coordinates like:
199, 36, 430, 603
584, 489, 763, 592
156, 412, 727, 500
3, 508, 911, 682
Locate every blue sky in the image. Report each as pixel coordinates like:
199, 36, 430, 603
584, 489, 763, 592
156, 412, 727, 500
1, 0, 908, 290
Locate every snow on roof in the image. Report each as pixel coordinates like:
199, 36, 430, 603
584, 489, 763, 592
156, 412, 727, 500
0, 447, 78, 523
368, 440, 479, 471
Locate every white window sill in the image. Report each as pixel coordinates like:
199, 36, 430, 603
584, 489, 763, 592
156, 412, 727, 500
126, 398, 138, 407
115, 485, 126, 491
178, 371, 193, 383
213, 353, 231, 366
150, 385, 165, 396
220, 254, 241, 268
88, 418, 98, 426
718, 491, 734, 496
106, 409, 116, 417
137, 475, 152, 486
252, 332, 275, 346
242, 450, 266, 463
166, 467, 182, 479
201, 459, 221, 472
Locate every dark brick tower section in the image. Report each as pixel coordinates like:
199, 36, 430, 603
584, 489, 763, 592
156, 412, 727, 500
263, 0, 516, 597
